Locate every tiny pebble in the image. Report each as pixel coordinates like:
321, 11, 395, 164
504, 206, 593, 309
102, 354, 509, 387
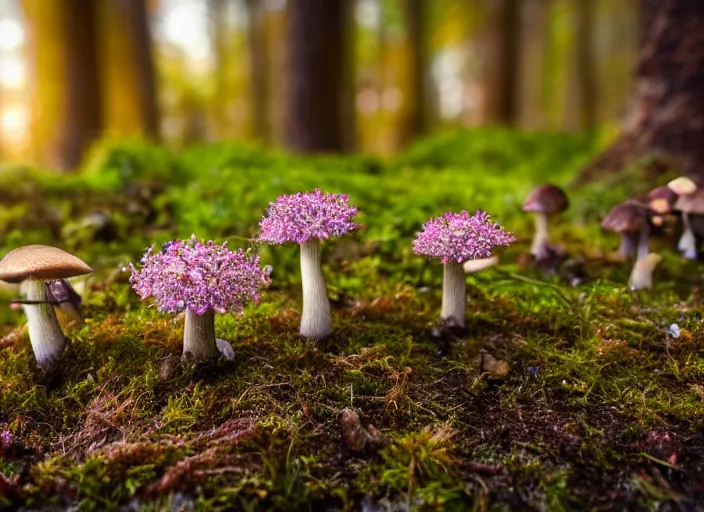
668, 323, 680, 338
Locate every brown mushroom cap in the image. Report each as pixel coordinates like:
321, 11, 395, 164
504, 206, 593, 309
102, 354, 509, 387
0, 245, 93, 284
522, 184, 569, 214
674, 188, 704, 214
647, 186, 678, 214
601, 200, 649, 233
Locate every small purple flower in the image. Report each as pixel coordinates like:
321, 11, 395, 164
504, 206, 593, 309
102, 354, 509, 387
258, 189, 358, 245
413, 210, 515, 264
1, 430, 14, 447
129, 236, 270, 316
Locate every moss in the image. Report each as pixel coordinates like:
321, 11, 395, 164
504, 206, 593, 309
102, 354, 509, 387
1, 129, 704, 509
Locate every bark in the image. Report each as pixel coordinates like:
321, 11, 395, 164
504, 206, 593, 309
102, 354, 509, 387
575, 0, 597, 131
109, 0, 160, 139
404, 0, 429, 139
482, 0, 521, 124
518, 0, 551, 128
245, 0, 271, 142
58, 0, 103, 169
580, 0, 704, 183
285, 0, 348, 152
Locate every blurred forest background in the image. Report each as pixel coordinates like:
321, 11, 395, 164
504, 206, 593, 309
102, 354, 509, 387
0, 0, 640, 169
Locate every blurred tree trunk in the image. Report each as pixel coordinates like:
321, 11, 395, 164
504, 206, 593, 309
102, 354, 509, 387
245, 0, 271, 142
208, 0, 229, 138
285, 0, 349, 152
581, 0, 704, 182
105, 0, 160, 139
23, 0, 102, 169
403, 0, 429, 141
482, 0, 520, 124
519, 0, 551, 128
574, 0, 596, 131
59, 0, 102, 169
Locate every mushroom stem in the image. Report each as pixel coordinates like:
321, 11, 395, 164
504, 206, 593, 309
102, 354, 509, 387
628, 253, 663, 291
183, 309, 219, 359
441, 261, 466, 328
22, 279, 66, 366
678, 213, 697, 260
636, 226, 650, 262
618, 232, 638, 258
300, 238, 332, 339
530, 212, 549, 256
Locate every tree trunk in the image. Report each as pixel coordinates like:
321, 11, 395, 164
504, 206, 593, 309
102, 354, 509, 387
518, 0, 551, 129
404, 0, 429, 140
245, 0, 271, 142
59, 0, 102, 169
580, 0, 704, 183
285, 0, 348, 153
482, 0, 521, 124
574, 0, 597, 131
106, 0, 160, 139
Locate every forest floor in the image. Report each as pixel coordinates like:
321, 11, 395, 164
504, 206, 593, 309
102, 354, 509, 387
1, 129, 703, 511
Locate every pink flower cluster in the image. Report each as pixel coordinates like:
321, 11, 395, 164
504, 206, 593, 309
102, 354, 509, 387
129, 236, 270, 315
258, 189, 358, 245
413, 210, 515, 264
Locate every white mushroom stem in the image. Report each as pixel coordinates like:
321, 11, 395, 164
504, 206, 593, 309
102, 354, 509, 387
530, 212, 549, 256
183, 309, 219, 359
441, 261, 466, 328
23, 279, 66, 367
618, 233, 638, 258
636, 226, 650, 262
300, 238, 332, 339
628, 253, 663, 291
678, 212, 697, 260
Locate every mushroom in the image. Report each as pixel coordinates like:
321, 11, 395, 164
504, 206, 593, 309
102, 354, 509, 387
258, 189, 358, 340
601, 200, 650, 260
0, 245, 92, 366
413, 210, 515, 328
129, 236, 270, 360
522, 184, 568, 259
667, 177, 704, 259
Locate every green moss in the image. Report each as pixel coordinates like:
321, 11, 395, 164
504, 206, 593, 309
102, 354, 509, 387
0, 129, 702, 510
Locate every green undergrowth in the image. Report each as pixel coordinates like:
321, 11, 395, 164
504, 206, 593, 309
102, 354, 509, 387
1, 128, 703, 510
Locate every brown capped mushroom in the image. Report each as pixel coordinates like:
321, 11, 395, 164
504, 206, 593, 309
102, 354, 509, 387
522, 184, 568, 258
667, 177, 704, 260
601, 200, 649, 260
0, 245, 92, 366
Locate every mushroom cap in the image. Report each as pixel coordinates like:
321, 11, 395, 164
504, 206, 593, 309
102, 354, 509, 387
522, 184, 569, 214
647, 186, 678, 214
601, 200, 649, 233
413, 210, 515, 264
258, 189, 358, 245
668, 176, 698, 196
674, 188, 704, 214
0, 245, 93, 284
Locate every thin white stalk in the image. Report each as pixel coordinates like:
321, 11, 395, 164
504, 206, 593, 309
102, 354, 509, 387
183, 309, 219, 359
679, 213, 697, 260
618, 232, 637, 258
628, 253, 663, 291
636, 226, 650, 262
441, 261, 466, 328
300, 239, 331, 339
23, 279, 65, 367
530, 212, 549, 256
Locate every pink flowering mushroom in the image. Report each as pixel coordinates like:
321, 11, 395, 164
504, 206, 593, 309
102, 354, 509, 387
130, 236, 271, 360
413, 211, 515, 328
258, 189, 358, 340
